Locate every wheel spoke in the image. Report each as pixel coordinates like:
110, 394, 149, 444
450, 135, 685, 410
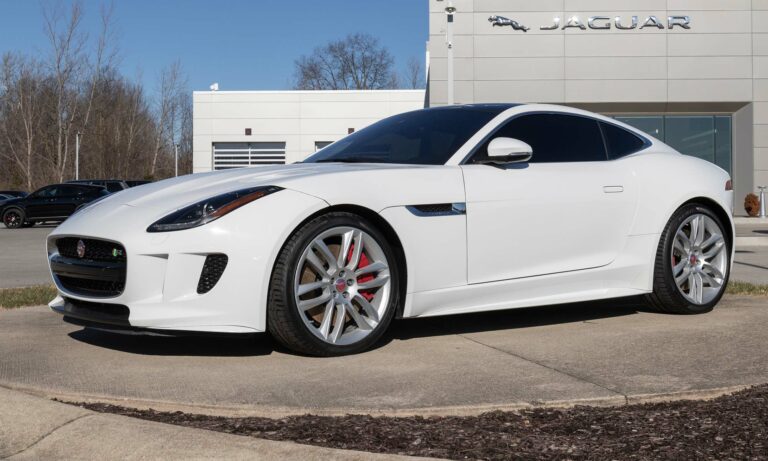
343, 300, 372, 331
702, 240, 725, 260
699, 270, 721, 288
318, 300, 335, 339
675, 230, 690, 253
692, 216, 706, 247
672, 260, 686, 277
703, 263, 724, 281
329, 303, 346, 344
675, 267, 690, 286
346, 230, 364, 271
299, 291, 331, 311
338, 230, 354, 268
313, 240, 338, 272
688, 273, 703, 303
358, 274, 390, 291
354, 294, 379, 323
297, 281, 327, 296
305, 251, 329, 277
355, 260, 388, 278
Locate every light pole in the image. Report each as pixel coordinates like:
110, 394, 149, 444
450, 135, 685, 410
445, 1, 456, 105
75, 132, 81, 180
174, 143, 180, 177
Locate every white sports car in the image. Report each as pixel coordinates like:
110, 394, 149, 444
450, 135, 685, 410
47, 104, 734, 356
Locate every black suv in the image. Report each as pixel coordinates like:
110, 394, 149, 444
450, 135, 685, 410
1, 184, 110, 229
67, 179, 129, 193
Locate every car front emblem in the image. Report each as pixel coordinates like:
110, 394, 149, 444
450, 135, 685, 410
76, 240, 86, 258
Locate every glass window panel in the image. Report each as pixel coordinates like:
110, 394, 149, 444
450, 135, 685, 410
715, 116, 732, 175
615, 116, 664, 140
665, 116, 715, 163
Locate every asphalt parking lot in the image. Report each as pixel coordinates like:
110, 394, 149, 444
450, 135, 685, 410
1, 296, 767, 416
0, 226, 54, 288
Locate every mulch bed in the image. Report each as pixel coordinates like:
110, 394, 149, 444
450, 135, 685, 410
71, 385, 768, 460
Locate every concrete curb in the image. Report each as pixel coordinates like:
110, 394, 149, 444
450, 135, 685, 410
0, 386, 430, 460
735, 236, 768, 247
2, 382, 757, 419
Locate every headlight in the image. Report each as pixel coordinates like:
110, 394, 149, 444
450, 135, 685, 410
147, 186, 282, 233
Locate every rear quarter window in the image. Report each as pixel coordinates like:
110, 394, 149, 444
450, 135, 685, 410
600, 122, 648, 159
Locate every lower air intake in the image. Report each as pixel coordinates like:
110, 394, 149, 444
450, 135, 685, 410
197, 254, 228, 294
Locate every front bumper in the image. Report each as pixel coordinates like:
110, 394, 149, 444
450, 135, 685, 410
47, 189, 328, 334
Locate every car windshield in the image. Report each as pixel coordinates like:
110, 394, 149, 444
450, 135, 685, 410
304, 106, 512, 165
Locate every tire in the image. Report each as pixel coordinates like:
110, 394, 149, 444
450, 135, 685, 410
267, 212, 401, 356
2, 208, 25, 229
646, 203, 730, 314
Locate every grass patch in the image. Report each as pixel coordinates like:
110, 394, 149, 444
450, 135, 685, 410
726, 281, 768, 296
0, 285, 57, 309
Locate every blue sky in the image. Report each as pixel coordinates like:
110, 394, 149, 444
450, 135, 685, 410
0, 0, 428, 93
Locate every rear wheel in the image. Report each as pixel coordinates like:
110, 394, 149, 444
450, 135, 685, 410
2, 208, 25, 229
647, 204, 730, 314
268, 212, 400, 356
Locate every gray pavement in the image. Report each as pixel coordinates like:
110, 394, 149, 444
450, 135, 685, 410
0, 386, 420, 460
1, 296, 766, 417
0, 226, 53, 288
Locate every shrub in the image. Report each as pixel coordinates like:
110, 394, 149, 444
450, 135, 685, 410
745, 193, 760, 217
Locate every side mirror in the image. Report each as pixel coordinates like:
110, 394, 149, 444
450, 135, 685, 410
481, 137, 533, 165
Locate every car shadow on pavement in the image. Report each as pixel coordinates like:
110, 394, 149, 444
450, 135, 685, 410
68, 328, 274, 357
387, 297, 650, 341
65, 297, 650, 357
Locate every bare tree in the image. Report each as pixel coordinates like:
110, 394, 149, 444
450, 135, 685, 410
150, 60, 187, 178
43, 0, 87, 182
294, 33, 398, 90
404, 56, 425, 89
0, 54, 44, 190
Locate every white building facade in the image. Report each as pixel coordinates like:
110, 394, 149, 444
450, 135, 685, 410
427, 0, 768, 207
193, 90, 425, 172
193, 0, 768, 210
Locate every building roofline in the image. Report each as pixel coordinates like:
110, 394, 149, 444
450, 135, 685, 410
193, 89, 426, 95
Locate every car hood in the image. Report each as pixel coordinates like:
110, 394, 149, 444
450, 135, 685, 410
104, 163, 459, 211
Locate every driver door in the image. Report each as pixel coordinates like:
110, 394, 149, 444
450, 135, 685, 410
461, 113, 638, 284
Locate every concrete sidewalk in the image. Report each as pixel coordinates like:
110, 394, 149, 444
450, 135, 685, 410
1, 296, 767, 418
0, 386, 422, 460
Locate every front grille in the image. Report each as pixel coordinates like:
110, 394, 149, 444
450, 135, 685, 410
57, 275, 125, 298
56, 237, 126, 262
52, 237, 127, 298
197, 254, 228, 294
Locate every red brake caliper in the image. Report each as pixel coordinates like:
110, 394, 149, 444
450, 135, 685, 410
348, 244, 375, 301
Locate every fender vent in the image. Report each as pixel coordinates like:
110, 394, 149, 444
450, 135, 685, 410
197, 254, 228, 294
406, 203, 466, 217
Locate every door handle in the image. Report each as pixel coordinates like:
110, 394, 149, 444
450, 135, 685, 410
603, 186, 624, 194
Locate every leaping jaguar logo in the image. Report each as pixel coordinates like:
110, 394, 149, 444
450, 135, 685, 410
488, 15, 530, 32
76, 240, 86, 259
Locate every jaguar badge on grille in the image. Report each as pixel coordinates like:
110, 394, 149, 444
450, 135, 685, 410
76, 240, 86, 258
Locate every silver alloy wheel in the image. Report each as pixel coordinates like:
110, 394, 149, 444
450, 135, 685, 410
293, 226, 392, 346
671, 214, 728, 305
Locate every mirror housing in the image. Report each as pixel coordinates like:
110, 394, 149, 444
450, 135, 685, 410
480, 137, 533, 165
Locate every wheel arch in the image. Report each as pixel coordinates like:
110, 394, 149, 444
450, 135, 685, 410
678, 197, 734, 247
267, 203, 409, 318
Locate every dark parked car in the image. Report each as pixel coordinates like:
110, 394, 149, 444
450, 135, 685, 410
67, 179, 129, 193
125, 180, 152, 188
1, 184, 110, 229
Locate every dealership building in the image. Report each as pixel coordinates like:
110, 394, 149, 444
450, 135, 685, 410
193, 0, 768, 211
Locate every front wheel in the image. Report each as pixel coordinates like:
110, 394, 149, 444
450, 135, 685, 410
647, 204, 730, 314
268, 212, 401, 356
2, 208, 25, 229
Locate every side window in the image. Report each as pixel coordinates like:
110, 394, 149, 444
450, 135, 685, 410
477, 113, 607, 163
105, 182, 123, 193
600, 122, 647, 159
36, 187, 59, 198
57, 186, 80, 197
